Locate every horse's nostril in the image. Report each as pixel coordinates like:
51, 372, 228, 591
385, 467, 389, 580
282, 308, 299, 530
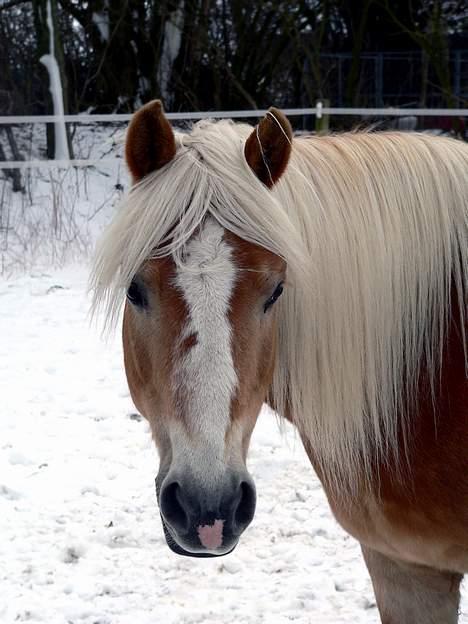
234, 481, 256, 529
160, 481, 189, 533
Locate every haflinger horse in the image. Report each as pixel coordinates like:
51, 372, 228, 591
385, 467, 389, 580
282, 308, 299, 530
91, 100, 467, 623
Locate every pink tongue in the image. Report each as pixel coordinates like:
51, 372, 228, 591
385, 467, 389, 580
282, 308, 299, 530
197, 519, 224, 549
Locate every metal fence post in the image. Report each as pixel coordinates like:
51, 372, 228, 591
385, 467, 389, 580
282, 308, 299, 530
315, 100, 330, 133
375, 53, 384, 107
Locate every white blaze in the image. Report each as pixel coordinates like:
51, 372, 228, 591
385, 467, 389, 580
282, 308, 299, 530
173, 218, 238, 478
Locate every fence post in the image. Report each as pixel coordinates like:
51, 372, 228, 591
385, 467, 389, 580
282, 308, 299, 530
315, 100, 330, 133
375, 53, 383, 107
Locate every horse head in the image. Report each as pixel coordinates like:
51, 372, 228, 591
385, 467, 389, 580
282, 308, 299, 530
122, 101, 293, 556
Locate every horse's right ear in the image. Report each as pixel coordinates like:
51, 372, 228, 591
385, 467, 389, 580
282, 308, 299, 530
125, 100, 176, 182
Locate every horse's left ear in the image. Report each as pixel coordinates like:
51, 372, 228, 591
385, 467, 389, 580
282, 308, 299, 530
244, 107, 293, 188
125, 99, 177, 182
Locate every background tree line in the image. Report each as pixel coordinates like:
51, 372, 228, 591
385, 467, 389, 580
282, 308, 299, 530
1, 0, 467, 117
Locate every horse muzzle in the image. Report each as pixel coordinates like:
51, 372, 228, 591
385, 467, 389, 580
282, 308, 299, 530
156, 474, 256, 557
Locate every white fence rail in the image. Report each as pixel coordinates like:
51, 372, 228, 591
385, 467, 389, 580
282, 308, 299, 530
0, 105, 467, 170
2, 106, 468, 125
0, 158, 117, 170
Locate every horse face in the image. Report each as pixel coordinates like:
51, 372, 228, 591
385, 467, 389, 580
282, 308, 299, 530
123, 218, 286, 556
117, 99, 292, 556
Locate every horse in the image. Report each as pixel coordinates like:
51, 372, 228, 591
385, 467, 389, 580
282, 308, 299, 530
90, 100, 467, 623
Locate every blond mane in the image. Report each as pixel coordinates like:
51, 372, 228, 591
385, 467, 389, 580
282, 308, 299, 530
90, 119, 468, 490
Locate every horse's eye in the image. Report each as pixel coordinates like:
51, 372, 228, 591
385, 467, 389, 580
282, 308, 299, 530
126, 280, 148, 308
263, 282, 284, 313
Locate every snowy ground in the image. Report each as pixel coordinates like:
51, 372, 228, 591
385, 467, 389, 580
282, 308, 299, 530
1, 266, 467, 624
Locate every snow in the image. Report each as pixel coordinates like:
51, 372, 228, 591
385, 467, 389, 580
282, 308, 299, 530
39, 0, 70, 161
0, 123, 125, 274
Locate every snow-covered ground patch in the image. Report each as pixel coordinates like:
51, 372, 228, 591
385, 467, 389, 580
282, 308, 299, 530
1, 266, 467, 623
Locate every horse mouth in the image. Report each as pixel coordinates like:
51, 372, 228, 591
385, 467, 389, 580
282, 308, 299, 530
160, 515, 238, 558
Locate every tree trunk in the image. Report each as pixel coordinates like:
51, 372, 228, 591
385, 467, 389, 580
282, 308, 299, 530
32, 0, 73, 158
345, 0, 372, 106
0, 128, 23, 193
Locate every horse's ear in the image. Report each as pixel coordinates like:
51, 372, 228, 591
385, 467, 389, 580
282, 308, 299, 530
244, 107, 293, 188
125, 99, 176, 182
